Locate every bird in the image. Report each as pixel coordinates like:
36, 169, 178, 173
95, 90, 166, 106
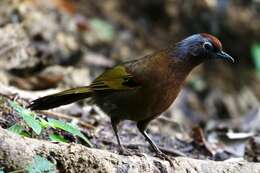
28, 33, 234, 163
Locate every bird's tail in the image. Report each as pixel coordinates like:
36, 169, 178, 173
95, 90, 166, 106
28, 87, 93, 110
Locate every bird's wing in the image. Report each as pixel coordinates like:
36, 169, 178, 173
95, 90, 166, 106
90, 65, 140, 91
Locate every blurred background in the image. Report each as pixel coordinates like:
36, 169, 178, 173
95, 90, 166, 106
0, 0, 260, 161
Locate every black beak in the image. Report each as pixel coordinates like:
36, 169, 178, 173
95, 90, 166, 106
215, 51, 234, 63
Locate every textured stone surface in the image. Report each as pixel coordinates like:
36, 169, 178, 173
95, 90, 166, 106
1, 127, 260, 173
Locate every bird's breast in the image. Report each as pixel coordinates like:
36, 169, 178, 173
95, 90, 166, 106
142, 76, 184, 118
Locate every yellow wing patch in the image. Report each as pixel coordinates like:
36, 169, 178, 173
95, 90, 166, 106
91, 65, 139, 90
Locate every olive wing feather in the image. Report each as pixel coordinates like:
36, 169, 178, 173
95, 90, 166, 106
90, 65, 140, 91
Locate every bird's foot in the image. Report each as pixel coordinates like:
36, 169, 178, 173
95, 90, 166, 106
119, 147, 134, 156
119, 148, 145, 157
155, 151, 176, 168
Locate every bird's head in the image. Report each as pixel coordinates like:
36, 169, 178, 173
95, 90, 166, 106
175, 33, 234, 65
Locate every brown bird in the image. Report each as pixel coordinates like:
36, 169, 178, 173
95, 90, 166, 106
28, 33, 234, 162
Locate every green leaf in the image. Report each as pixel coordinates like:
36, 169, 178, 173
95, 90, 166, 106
49, 133, 69, 143
7, 169, 24, 173
47, 118, 93, 147
22, 115, 42, 135
189, 77, 206, 91
20, 131, 31, 137
0, 96, 4, 105
90, 18, 114, 41
26, 155, 56, 173
251, 43, 260, 71
8, 124, 24, 135
39, 117, 49, 129
8, 122, 31, 137
9, 101, 42, 135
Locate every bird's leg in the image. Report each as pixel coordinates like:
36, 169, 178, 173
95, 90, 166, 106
111, 117, 131, 155
137, 120, 162, 153
137, 120, 175, 167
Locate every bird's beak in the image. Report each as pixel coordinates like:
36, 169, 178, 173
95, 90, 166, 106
215, 51, 235, 63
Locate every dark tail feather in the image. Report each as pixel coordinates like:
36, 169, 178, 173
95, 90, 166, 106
28, 87, 92, 110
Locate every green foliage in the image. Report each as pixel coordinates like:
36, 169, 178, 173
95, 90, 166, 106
19, 131, 31, 137
48, 118, 93, 147
22, 114, 42, 135
0, 96, 4, 105
26, 155, 56, 173
9, 101, 42, 135
39, 117, 49, 129
8, 124, 24, 134
49, 133, 69, 143
7, 170, 24, 173
7, 100, 92, 147
189, 77, 206, 91
251, 43, 260, 71
90, 18, 114, 42
8, 124, 31, 137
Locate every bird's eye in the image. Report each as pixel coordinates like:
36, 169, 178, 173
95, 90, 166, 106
203, 42, 213, 51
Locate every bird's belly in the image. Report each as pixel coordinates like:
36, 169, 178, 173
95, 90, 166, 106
94, 89, 150, 121
94, 86, 180, 121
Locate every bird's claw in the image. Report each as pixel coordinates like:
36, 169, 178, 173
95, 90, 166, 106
155, 151, 176, 168
119, 148, 134, 156
119, 148, 146, 157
